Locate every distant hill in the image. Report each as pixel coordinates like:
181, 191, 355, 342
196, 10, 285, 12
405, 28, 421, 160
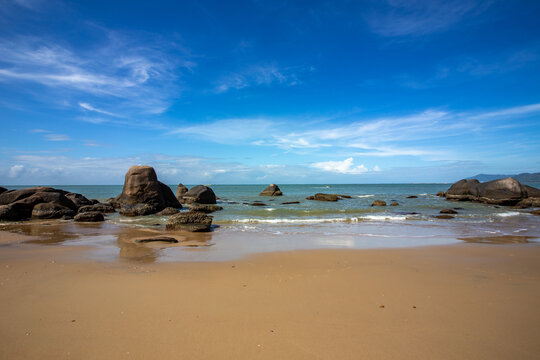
468, 172, 540, 183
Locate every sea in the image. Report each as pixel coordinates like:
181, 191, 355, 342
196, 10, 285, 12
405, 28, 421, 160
3, 183, 540, 261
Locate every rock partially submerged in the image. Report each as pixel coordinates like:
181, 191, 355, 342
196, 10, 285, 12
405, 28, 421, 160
189, 204, 223, 213
371, 200, 386, 206
74, 211, 104, 222
390, 202, 399, 206
166, 211, 213, 232
116, 166, 181, 216
306, 193, 339, 202
176, 184, 188, 202
445, 177, 537, 206
440, 209, 458, 214
78, 203, 115, 213
260, 184, 283, 196
181, 185, 217, 204
156, 207, 180, 216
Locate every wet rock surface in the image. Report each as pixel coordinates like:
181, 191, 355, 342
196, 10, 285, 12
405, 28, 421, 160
166, 211, 213, 232
260, 184, 283, 196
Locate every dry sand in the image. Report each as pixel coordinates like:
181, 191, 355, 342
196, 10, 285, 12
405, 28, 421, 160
1, 231, 540, 359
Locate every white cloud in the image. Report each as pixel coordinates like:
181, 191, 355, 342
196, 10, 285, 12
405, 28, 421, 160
373, 165, 381, 172
311, 157, 368, 174
8, 165, 25, 178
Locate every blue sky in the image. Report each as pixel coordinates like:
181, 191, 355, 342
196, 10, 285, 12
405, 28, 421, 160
1, 0, 539, 184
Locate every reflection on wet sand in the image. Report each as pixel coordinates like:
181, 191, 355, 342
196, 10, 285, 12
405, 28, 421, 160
458, 235, 538, 244
117, 230, 214, 263
0, 220, 215, 263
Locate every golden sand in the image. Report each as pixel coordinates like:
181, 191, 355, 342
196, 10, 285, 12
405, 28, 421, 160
0, 230, 540, 359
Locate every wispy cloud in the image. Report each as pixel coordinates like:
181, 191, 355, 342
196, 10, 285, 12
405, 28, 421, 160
44, 133, 71, 141
364, 0, 492, 37
78, 102, 122, 118
215, 64, 299, 93
0, 30, 193, 115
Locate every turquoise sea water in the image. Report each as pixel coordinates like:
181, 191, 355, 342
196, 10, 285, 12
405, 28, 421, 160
3, 183, 539, 261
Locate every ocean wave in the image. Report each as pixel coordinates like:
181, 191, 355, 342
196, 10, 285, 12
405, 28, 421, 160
356, 195, 374, 198
360, 214, 408, 221
495, 212, 523, 217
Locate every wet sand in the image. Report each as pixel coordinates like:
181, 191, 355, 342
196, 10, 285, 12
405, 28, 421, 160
1, 231, 540, 359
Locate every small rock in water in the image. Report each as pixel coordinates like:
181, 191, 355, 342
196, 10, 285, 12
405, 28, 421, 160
390, 202, 399, 206
440, 209, 458, 214
434, 215, 454, 219
134, 236, 179, 244
281, 201, 300, 205
371, 200, 386, 206
407, 195, 418, 199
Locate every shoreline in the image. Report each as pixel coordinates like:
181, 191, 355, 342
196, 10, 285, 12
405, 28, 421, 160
1, 240, 540, 359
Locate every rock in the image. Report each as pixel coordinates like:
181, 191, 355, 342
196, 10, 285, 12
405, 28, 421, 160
165, 211, 213, 232
0, 203, 30, 221
249, 202, 267, 206
445, 179, 480, 201
440, 209, 458, 214
338, 194, 352, 199
371, 200, 386, 206
0, 186, 57, 205
117, 165, 181, 215
176, 184, 188, 202
0, 186, 7, 194
78, 203, 116, 214
74, 211, 104, 222
434, 215, 454, 219
306, 193, 339, 202
31, 203, 75, 219
189, 204, 223, 213
119, 203, 160, 217
89, 199, 100, 205
104, 198, 120, 209
390, 202, 399, 206
281, 201, 300, 205
65, 193, 93, 207
156, 207, 180, 216
181, 185, 217, 204
524, 185, 540, 198
259, 184, 283, 196
446, 178, 533, 206
406, 196, 418, 199
531, 210, 540, 216
515, 197, 540, 208
436, 191, 445, 197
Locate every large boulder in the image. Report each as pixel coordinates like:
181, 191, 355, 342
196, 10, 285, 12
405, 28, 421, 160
260, 184, 283, 196
0, 186, 57, 205
165, 211, 213, 232
0, 186, 7, 194
176, 184, 188, 202
0, 203, 29, 221
116, 166, 181, 215
446, 178, 535, 206
65, 193, 93, 207
306, 193, 339, 202
31, 203, 75, 219
181, 185, 217, 204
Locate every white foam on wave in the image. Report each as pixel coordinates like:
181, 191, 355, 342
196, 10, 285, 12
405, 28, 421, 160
265, 208, 276, 211
496, 211, 522, 217
234, 218, 353, 224
360, 214, 408, 221
356, 194, 374, 198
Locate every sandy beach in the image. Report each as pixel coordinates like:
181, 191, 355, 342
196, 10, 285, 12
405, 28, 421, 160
1, 230, 540, 359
